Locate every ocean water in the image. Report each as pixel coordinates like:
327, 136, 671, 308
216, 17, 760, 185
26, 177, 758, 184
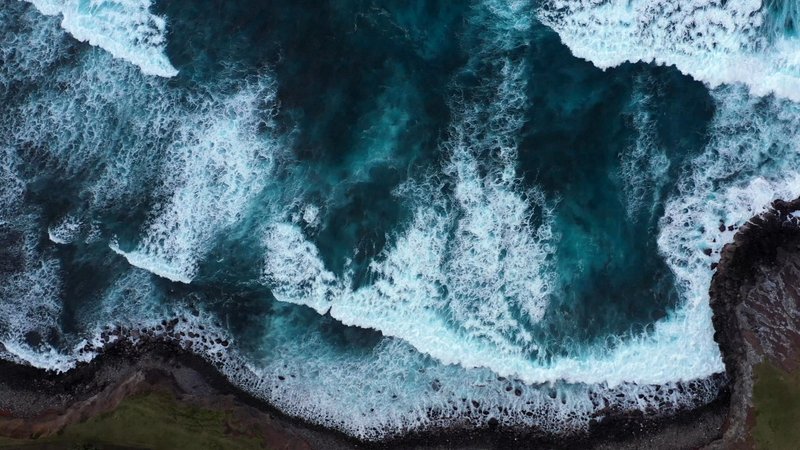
2, 0, 800, 440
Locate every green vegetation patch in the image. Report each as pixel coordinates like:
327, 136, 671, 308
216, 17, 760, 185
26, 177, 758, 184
0, 392, 269, 449
753, 362, 800, 450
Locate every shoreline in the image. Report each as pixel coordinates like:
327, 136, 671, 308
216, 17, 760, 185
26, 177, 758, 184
708, 197, 800, 448
0, 339, 730, 449
1, 199, 798, 448
0, 340, 359, 449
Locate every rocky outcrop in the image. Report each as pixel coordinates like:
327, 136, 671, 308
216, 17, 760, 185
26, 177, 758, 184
709, 198, 800, 448
0, 341, 354, 450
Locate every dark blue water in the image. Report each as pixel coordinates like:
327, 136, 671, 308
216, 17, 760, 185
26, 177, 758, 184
2, 0, 799, 440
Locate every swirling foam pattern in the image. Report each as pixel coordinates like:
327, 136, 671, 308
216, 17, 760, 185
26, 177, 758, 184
1, 0, 798, 441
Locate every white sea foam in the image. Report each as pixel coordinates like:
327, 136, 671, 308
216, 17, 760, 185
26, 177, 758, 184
258, 0, 716, 387
263, 0, 558, 374
4, 10, 281, 284
48, 215, 83, 244
262, 15, 800, 391
118, 77, 281, 284
1, 0, 793, 440
0, 10, 281, 377
0, 249, 233, 373
264, 0, 714, 387
301, 204, 320, 227
24, 0, 177, 77
217, 303, 724, 440
618, 74, 670, 219
539, 0, 800, 101
0, 149, 25, 217
8, 48, 174, 213
263, 223, 344, 314
0, 4, 71, 90
655, 85, 800, 378
250, 83, 800, 437
0, 148, 69, 372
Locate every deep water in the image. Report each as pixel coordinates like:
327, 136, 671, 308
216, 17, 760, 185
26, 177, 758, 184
2, 0, 800, 440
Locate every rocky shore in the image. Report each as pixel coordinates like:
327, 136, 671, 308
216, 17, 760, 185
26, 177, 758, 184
0, 340, 359, 449
707, 198, 800, 448
0, 338, 731, 449
0, 199, 798, 449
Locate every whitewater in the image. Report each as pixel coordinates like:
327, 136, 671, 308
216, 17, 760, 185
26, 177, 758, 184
540, 0, 800, 101
22, 0, 177, 77
1, 0, 800, 440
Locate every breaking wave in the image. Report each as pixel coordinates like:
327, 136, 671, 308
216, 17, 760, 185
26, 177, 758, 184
3, 0, 800, 442
262, 0, 560, 380
539, 0, 800, 101
24, 0, 177, 77
111, 76, 281, 284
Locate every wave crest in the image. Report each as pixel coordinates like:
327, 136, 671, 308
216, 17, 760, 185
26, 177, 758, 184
25, 0, 178, 77
539, 0, 800, 101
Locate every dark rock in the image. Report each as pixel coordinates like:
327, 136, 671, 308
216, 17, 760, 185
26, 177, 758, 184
709, 196, 800, 445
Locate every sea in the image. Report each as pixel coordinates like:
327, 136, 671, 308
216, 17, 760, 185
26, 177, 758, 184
1, 0, 799, 440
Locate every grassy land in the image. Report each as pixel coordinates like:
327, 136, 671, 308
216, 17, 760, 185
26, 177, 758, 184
753, 362, 800, 450
0, 392, 269, 449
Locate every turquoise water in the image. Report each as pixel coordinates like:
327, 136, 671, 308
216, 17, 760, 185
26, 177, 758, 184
2, 0, 800, 440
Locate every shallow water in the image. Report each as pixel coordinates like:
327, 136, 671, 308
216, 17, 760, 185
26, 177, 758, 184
2, 0, 800, 440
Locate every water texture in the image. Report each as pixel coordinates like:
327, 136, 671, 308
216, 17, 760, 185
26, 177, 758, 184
2, 0, 800, 440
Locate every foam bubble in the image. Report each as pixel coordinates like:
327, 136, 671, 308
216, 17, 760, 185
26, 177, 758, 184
24, 0, 178, 77
263, 222, 344, 314
539, 0, 800, 101
301, 204, 320, 227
